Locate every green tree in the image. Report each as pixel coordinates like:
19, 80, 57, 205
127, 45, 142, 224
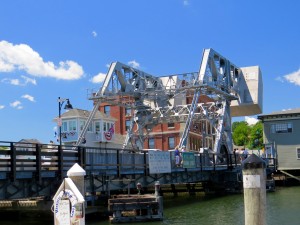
232, 121, 250, 147
248, 121, 263, 149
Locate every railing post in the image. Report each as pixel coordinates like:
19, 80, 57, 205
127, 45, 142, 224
234, 152, 237, 167
213, 153, 216, 171
77, 146, 82, 165
58, 145, 64, 180
227, 153, 230, 168
77, 146, 87, 170
117, 149, 120, 178
143, 151, 148, 176
200, 153, 203, 172
83, 147, 86, 169
35, 144, 41, 182
9, 142, 16, 182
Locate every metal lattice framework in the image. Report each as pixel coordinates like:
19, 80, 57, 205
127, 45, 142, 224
77, 48, 249, 154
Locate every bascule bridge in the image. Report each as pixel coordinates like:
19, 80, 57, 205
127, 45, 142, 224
0, 49, 267, 210
78, 48, 263, 155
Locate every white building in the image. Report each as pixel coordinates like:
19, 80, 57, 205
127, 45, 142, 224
54, 109, 123, 148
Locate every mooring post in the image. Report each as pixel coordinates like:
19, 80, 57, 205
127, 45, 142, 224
154, 181, 163, 219
242, 154, 266, 225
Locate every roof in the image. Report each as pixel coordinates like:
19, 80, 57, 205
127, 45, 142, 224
54, 108, 117, 121
17, 139, 42, 144
258, 108, 300, 119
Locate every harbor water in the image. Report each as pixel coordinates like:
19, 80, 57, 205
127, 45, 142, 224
1, 186, 300, 225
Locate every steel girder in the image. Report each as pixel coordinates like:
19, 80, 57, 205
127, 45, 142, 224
83, 49, 244, 154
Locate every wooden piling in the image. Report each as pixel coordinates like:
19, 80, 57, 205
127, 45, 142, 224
242, 154, 266, 225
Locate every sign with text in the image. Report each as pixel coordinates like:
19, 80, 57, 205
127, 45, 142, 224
182, 152, 196, 168
148, 151, 171, 174
56, 199, 70, 225
243, 175, 261, 188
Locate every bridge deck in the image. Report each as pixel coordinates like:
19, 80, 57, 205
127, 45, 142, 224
0, 141, 276, 201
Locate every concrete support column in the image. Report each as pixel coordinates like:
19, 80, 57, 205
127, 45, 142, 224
242, 154, 266, 225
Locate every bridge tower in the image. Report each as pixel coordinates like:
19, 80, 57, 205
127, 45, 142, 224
76, 48, 262, 155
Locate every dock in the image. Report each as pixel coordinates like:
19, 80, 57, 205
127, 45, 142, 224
108, 194, 163, 223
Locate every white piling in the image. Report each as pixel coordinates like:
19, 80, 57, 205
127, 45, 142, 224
67, 163, 86, 196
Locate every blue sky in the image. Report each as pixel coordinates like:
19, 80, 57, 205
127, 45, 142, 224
1, 0, 300, 144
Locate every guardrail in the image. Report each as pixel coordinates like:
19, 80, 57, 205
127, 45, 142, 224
0, 141, 276, 182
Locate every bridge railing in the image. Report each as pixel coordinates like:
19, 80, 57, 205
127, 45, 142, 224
0, 141, 81, 181
0, 141, 276, 182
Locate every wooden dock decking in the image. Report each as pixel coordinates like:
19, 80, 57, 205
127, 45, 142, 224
108, 194, 163, 223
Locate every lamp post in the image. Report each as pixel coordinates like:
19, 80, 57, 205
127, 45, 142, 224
58, 97, 73, 146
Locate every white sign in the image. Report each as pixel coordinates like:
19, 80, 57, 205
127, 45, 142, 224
57, 118, 62, 127
148, 151, 171, 174
54, 189, 78, 224
243, 175, 261, 188
56, 200, 70, 225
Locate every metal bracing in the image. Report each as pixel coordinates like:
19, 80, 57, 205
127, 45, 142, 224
80, 48, 246, 154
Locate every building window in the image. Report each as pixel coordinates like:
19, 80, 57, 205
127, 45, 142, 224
104, 105, 110, 116
125, 107, 132, 116
95, 121, 100, 132
103, 122, 107, 131
61, 120, 77, 132
79, 120, 85, 131
271, 123, 292, 133
148, 138, 155, 149
125, 120, 131, 131
79, 120, 92, 132
68, 120, 77, 131
297, 148, 300, 160
62, 121, 68, 132
168, 137, 175, 149
87, 122, 93, 132
168, 123, 175, 128
103, 122, 114, 132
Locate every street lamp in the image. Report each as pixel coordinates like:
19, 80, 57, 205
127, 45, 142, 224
58, 97, 73, 146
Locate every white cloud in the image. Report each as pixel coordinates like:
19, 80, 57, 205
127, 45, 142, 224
1, 75, 37, 86
282, 108, 292, 111
22, 94, 35, 102
1, 78, 20, 85
0, 40, 84, 80
90, 72, 106, 84
128, 60, 140, 69
92, 31, 97, 37
21, 75, 37, 85
284, 68, 300, 86
245, 116, 259, 125
10, 100, 23, 109
275, 76, 284, 83
0, 105, 5, 109
183, 0, 190, 6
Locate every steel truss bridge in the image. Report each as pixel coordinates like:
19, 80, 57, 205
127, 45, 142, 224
0, 141, 276, 202
77, 48, 262, 156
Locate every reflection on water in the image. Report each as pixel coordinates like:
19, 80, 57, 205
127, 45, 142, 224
1, 186, 300, 225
